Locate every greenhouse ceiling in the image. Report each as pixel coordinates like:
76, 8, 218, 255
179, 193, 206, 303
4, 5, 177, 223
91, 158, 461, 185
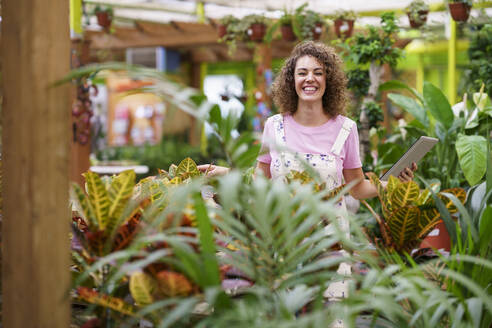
84, 0, 491, 26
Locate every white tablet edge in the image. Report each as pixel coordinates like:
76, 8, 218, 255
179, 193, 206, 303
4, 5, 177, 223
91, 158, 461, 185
380, 136, 438, 181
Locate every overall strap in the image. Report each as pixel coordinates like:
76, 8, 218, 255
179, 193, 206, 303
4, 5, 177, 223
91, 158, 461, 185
330, 118, 355, 156
271, 114, 286, 146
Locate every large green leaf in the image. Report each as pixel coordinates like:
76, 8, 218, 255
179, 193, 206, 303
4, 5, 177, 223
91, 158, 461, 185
107, 170, 136, 234
379, 80, 424, 103
387, 206, 420, 251
423, 82, 454, 130
388, 93, 428, 128
83, 171, 110, 230
456, 134, 488, 186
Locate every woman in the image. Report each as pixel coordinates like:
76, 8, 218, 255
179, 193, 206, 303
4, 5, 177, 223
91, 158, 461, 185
200, 41, 416, 318
199, 41, 416, 196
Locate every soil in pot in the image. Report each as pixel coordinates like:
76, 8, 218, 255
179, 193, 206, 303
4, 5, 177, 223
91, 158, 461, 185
448, 2, 471, 22
334, 19, 354, 39
407, 10, 429, 28
281, 24, 297, 42
247, 23, 266, 42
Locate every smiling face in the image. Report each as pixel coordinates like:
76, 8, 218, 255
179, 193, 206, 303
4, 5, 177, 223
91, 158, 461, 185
294, 55, 326, 104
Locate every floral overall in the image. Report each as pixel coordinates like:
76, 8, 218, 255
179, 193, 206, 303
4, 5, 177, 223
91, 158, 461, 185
270, 114, 354, 324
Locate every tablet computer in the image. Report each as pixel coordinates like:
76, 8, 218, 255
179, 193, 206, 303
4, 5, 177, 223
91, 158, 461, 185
380, 136, 438, 181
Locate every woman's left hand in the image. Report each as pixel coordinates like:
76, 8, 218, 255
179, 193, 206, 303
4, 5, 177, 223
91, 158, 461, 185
398, 162, 417, 182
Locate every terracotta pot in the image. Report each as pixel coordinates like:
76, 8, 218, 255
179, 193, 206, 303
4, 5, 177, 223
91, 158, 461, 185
448, 2, 472, 22
96, 11, 112, 29
420, 221, 451, 251
312, 22, 323, 40
407, 10, 429, 28
217, 24, 227, 38
334, 19, 354, 38
247, 23, 266, 42
281, 24, 297, 42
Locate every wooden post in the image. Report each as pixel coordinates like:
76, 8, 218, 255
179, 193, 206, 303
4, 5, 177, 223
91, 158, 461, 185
2, 0, 71, 327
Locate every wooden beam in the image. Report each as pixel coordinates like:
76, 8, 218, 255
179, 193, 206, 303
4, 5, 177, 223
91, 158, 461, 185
2, 0, 71, 327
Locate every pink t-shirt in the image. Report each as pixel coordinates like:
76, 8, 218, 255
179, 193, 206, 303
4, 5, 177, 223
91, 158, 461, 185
257, 114, 362, 180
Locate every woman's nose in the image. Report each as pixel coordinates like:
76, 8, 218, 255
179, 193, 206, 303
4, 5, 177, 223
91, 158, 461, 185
306, 72, 314, 81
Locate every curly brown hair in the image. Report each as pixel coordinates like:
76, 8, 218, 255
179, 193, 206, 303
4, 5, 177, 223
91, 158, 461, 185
271, 41, 348, 117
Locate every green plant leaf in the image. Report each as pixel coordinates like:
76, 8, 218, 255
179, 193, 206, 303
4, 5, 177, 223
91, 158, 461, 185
388, 93, 429, 128
193, 193, 220, 287
456, 134, 487, 186
83, 171, 110, 229
380, 80, 424, 103
423, 82, 454, 130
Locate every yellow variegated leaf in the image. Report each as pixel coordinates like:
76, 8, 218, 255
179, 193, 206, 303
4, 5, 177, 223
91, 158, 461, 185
286, 170, 314, 184
158, 168, 170, 179
439, 188, 467, 214
387, 205, 420, 251
107, 170, 136, 234
176, 157, 200, 179
129, 271, 157, 306
390, 181, 420, 209
70, 183, 97, 229
416, 183, 441, 205
168, 177, 182, 185
77, 287, 136, 316
168, 164, 178, 178
417, 208, 441, 238
155, 270, 194, 297
83, 171, 110, 229
386, 176, 400, 196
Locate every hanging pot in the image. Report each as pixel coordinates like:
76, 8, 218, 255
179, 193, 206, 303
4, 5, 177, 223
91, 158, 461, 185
247, 23, 266, 42
334, 19, 354, 39
281, 24, 297, 42
407, 10, 429, 28
312, 22, 323, 40
217, 24, 227, 38
96, 11, 112, 30
448, 2, 471, 22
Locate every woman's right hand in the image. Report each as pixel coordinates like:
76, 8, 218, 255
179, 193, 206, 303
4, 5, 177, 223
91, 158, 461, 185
197, 164, 230, 177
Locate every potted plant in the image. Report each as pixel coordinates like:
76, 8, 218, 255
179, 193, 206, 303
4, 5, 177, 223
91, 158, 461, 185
217, 15, 239, 40
93, 5, 113, 30
447, 0, 473, 22
332, 10, 356, 38
242, 14, 268, 42
279, 13, 297, 42
406, 0, 430, 28
302, 10, 325, 40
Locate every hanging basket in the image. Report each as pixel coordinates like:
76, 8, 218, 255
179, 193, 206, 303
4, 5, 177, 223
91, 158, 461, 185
217, 24, 227, 38
334, 19, 354, 39
407, 10, 429, 28
281, 24, 297, 42
247, 23, 266, 42
96, 11, 112, 29
448, 2, 472, 22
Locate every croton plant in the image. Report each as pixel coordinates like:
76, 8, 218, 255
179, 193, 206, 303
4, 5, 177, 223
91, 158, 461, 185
364, 173, 466, 254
